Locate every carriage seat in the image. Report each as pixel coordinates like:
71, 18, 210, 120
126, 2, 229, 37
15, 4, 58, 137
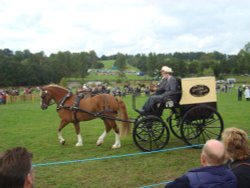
156, 91, 181, 110
163, 93, 181, 108
162, 94, 179, 108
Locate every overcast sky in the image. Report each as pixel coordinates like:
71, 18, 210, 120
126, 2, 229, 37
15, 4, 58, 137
1, 0, 250, 56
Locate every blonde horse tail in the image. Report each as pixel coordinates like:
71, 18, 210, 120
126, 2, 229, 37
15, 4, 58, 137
117, 97, 131, 137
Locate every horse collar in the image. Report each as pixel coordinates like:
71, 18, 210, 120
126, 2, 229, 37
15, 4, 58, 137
56, 92, 72, 111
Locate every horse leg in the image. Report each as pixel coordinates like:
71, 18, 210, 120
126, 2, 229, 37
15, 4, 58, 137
73, 122, 83, 146
57, 120, 68, 145
111, 122, 121, 149
101, 119, 121, 149
96, 124, 111, 146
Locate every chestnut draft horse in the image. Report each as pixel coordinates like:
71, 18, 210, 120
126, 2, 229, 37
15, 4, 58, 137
40, 84, 130, 149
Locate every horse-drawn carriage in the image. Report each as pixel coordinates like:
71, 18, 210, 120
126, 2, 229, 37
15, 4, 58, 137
40, 76, 223, 152
132, 76, 224, 151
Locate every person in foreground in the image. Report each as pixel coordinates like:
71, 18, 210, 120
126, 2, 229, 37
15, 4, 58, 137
222, 127, 250, 188
137, 66, 178, 114
0, 147, 34, 188
165, 139, 237, 188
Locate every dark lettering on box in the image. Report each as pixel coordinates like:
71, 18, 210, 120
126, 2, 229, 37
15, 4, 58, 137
190, 85, 210, 97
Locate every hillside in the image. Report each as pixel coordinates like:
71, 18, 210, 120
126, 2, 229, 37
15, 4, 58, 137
85, 60, 151, 82
100, 60, 139, 71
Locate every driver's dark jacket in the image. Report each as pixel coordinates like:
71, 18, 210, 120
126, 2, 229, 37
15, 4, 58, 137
154, 76, 177, 97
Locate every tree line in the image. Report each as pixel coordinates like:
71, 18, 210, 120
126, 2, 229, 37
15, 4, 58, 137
0, 49, 99, 86
1, 43, 250, 86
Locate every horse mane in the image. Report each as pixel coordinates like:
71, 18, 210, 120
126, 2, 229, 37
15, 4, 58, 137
45, 84, 68, 92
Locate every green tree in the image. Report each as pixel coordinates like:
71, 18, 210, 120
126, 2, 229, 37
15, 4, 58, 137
244, 41, 250, 53
89, 50, 98, 68
135, 54, 147, 72
202, 67, 214, 76
187, 60, 200, 76
114, 53, 126, 71
146, 53, 157, 76
235, 50, 250, 74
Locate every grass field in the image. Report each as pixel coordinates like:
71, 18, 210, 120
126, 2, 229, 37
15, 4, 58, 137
0, 88, 250, 188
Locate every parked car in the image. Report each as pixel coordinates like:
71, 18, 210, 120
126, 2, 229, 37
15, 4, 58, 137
216, 80, 226, 84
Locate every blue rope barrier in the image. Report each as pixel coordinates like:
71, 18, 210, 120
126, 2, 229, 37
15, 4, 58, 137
33, 144, 203, 167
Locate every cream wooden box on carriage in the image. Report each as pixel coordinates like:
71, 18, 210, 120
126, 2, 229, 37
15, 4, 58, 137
179, 76, 217, 105
175, 76, 218, 118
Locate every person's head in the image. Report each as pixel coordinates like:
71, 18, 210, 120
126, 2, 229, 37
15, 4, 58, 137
200, 139, 226, 166
160, 66, 173, 77
0, 147, 34, 188
222, 127, 250, 161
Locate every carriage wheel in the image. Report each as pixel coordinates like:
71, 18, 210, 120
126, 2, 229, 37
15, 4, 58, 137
133, 115, 170, 151
180, 105, 224, 147
168, 114, 183, 139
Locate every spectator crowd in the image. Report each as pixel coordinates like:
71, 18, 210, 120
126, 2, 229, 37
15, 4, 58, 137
238, 84, 250, 101
0, 90, 7, 104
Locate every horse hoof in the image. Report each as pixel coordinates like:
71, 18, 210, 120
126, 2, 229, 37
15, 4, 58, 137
96, 140, 104, 146
75, 142, 83, 146
60, 140, 66, 145
112, 145, 121, 149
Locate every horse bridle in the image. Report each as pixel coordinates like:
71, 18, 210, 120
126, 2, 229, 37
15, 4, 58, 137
40, 90, 55, 110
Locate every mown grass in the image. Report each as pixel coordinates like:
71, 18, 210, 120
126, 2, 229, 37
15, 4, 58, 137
63, 60, 152, 83
85, 72, 152, 82
100, 60, 139, 71
0, 88, 249, 188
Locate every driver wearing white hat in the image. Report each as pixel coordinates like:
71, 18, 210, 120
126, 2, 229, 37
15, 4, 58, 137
161, 66, 173, 74
137, 65, 177, 114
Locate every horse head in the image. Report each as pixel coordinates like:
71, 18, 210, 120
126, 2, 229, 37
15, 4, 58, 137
40, 84, 69, 110
40, 88, 54, 110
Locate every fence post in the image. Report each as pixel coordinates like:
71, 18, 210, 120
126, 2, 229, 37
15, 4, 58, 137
32, 94, 35, 103
6, 95, 11, 104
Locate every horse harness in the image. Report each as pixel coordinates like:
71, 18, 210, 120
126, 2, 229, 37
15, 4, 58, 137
56, 91, 118, 122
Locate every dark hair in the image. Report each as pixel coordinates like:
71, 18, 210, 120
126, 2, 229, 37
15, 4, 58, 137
0, 147, 33, 188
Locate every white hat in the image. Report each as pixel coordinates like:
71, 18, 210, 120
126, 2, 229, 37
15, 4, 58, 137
161, 66, 173, 73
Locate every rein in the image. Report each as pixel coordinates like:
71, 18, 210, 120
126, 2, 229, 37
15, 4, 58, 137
48, 101, 56, 107
72, 107, 133, 123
